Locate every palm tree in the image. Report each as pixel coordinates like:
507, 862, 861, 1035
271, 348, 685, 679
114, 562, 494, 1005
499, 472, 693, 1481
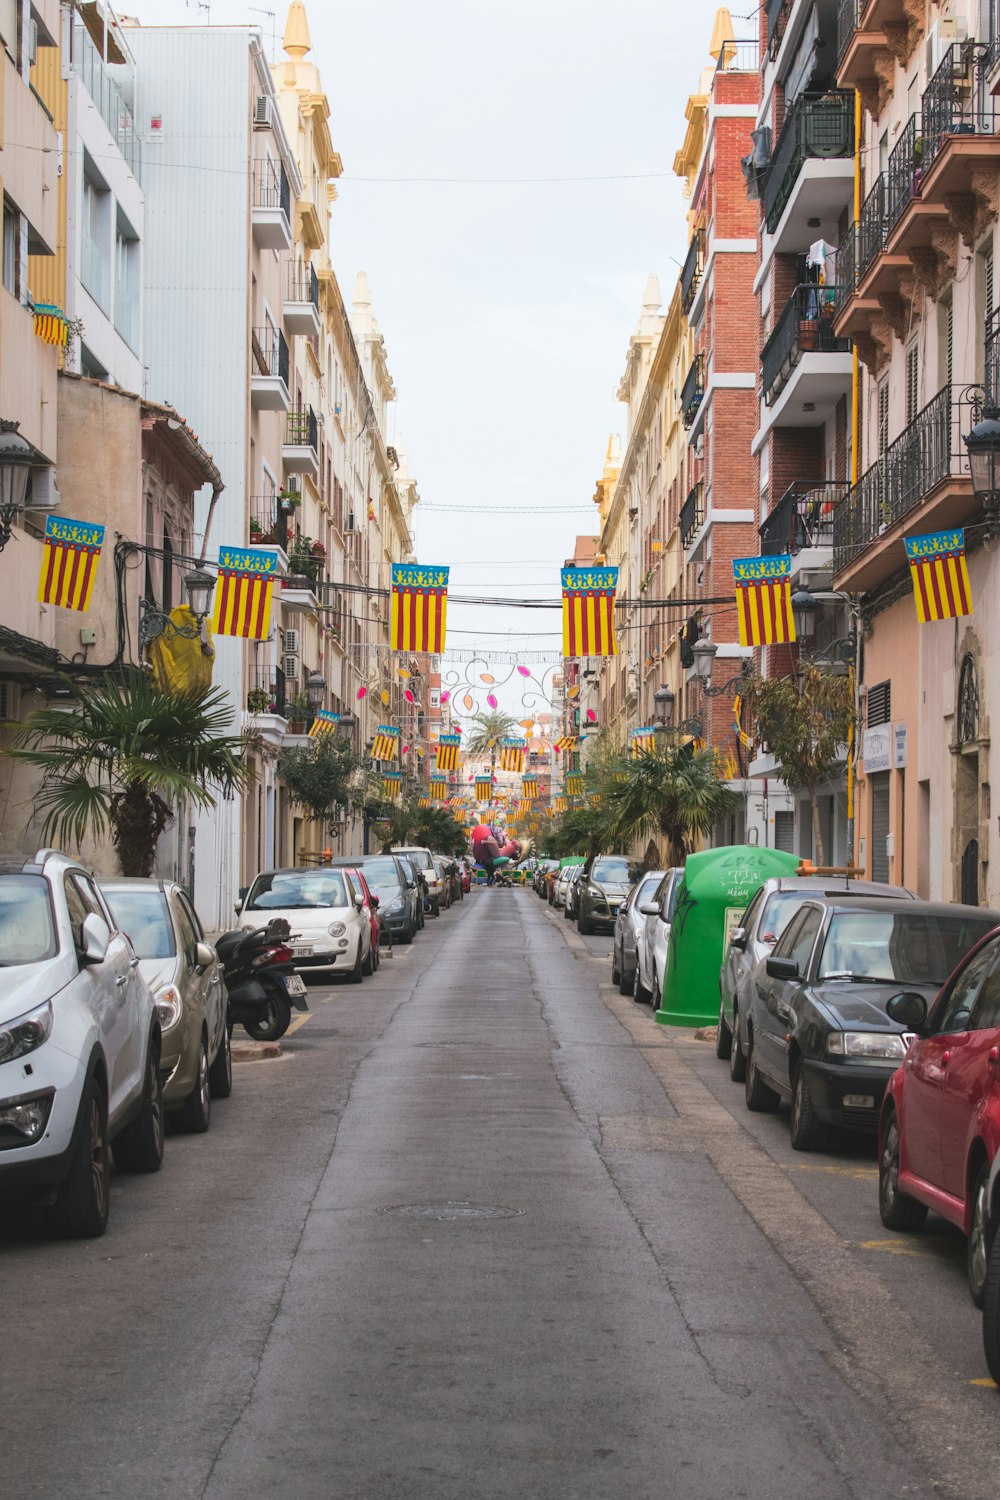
465, 709, 518, 778
604, 745, 736, 866
12, 670, 251, 876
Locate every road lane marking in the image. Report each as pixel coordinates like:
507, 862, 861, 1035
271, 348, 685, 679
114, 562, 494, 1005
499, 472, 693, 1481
970, 1378, 997, 1388
285, 1012, 313, 1037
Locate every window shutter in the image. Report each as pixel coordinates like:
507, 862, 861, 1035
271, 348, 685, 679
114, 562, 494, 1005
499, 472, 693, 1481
878, 381, 890, 458
905, 343, 920, 425
946, 299, 954, 387
867, 680, 892, 728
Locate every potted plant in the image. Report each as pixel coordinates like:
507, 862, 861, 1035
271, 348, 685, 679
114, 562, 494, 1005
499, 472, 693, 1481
247, 686, 271, 714
287, 690, 313, 733
287, 537, 321, 582
249, 515, 262, 538
278, 488, 301, 513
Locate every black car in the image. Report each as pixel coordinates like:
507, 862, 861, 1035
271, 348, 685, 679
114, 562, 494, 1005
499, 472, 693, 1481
743, 895, 999, 1151
326, 854, 422, 944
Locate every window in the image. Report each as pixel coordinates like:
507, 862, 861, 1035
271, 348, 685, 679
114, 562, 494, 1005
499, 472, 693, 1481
905, 342, 920, 425
787, 906, 822, 974
939, 296, 954, 389
114, 209, 139, 351
81, 159, 110, 312
177, 891, 204, 941
957, 654, 979, 747
877, 379, 890, 458
740, 886, 765, 933
173, 896, 199, 968
2, 199, 19, 297
933, 939, 998, 1033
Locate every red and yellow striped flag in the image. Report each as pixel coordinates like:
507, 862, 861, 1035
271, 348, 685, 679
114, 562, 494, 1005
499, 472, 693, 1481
382, 770, 403, 799
554, 735, 577, 753
309, 711, 341, 736
371, 725, 401, 761
434, 733, 461, 772
905, 529, 972, 622
430, 776, 448, 801
521, 776, 539, 799
390, 564, 449, 654
37, 516, 105, 612
212, 546, 277, 640
562, 566, 618, 657
566, 773, 583, 796
33, 303, 68, 347
475, 776, 492, 803
554, 796, 568, 812
733, 555, 795, 648
499, 738, 526, 773
629, 726, 656, 759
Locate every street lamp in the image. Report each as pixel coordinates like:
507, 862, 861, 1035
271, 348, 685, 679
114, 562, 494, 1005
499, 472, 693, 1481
0, 421, 51, 552
305, 670, 327, 712
653, 684, 675, 730
138, 564, 216, 647
965, 408, 1000, 536
791, 586, 818, 642
183, 566, 215, 621
691, 638, 753, 698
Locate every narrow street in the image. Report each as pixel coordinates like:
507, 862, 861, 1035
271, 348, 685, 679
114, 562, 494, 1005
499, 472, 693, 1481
4, 888, 998, 1499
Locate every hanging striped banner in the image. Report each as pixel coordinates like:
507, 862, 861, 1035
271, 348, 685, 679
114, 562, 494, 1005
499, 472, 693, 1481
630, 726, 656, 758
554, 796, 568, 812
33, 303, 68, 347
905, 529, 972, 622
733, 554, 795, 648
309, 710, 341, 737
554, 735, 577, 753
435, 733, 461, 772
211, 546, 278, 639
499, 737, 526, 773
566, 773, 583, 796
382, 769, 403, 799
37, 516, 105, 612
732, 694, 753, 751
371, 724, 401, 761
390, 564, 449, 654
475, 776, 492, 803
561, 566, 618, 657
430, 775, 448, 801
417, 797, 431, 809
522, 776, 539, 800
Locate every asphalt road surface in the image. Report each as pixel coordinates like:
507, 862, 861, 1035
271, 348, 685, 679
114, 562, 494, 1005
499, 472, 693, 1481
4, 886, 999, 1500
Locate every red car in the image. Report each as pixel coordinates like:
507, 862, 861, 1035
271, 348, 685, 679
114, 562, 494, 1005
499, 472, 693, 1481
341, 867, 381, 972
879, 922, 1000, 1305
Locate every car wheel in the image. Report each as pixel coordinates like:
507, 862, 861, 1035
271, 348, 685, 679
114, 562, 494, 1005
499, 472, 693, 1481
178, 1035, 212, 1134
789, 1060, 829, 1152
54, 1077, 110, 1239
983, 1225, 1000, 1383
618, 950, 633, 996
715, 999, 732, 1061
744, 1029, 780, 1113
399, 923, 414, 945
111, 1040, 165, 1173
430, 898, 440, 918
611, 944, 621, 986
244, 994, 291, 1042
362, 937, 375, 977
969, 1162, 994, 1308
729, 1007, 746, 1083
347, 942, 364, 985
578, 911, 592, 936
208, 1021, 233, 1099
633, 959, 651, 1006
878, 1108, 928, 1231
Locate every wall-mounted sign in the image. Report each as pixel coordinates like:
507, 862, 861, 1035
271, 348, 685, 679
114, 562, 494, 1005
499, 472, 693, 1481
862, 725, 892, 775
893, 724, 908, 769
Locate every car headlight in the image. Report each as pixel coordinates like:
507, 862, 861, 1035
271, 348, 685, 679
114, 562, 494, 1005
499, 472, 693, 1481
155, 984, 183, 1031
826, 1031, 908, 1061
0, 1001, 53, 1065
383, 897, 404, 914
0, 1089, 54, 1145
328, 922, 346, 937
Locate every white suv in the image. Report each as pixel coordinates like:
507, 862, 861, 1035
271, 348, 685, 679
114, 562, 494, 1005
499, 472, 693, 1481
392, 846, 444, 917
0, 850, 164, 1237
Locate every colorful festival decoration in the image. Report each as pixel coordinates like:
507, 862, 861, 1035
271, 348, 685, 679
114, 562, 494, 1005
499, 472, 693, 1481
390, 563, 449, 654
732, 695, 753, 751
470, 823, 531, 880
733, 554, 795, 648
566, 772, 583, 796
629, 726, 656, 758
37, 516, 105, 612
371, 724, 401, 761
905, 529, 972, 622
499, 737, 527, 773
435, 733, 461, 772
33, 303, 68, 347
554, 735, 577, 753
475, 776, 493, 803
554, 795, 568, 812
382, 769, 403, 799
430, 775, 448, 801
211, 546, 278, 639
309, 710, 341, 737
561, 566, 618, 657
522, 776, 539, 800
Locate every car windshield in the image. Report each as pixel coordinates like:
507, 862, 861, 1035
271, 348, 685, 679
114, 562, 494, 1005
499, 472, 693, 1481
246, 870, 349, 911
818, 911, 996, 985
361, 859, 403, 895
103, 889, 175, 959
0, 875, 57, 965
397, 849, 433, 871
759, 891, 812, 944
634, 875, 661, 907
592, 858, 632, 883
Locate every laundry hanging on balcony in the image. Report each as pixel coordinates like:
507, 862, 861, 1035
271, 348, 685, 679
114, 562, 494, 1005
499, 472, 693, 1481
211, 546, 278, 639
905, 529, 972, 622
499, 737, 527, 773
389, 563, 449, 653
434, 732, 461, 772
371, 724, 401, 761
733, 554, 796, 647
629, 726, 657, 758
37, 516, 105, 612
561, 566, 618, 657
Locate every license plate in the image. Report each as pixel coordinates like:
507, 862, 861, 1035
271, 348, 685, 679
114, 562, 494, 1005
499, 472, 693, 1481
285, 973, 307, 996
291, 944, 313, 958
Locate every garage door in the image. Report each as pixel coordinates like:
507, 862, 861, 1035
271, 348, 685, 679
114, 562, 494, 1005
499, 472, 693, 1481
870, 773, 890, 883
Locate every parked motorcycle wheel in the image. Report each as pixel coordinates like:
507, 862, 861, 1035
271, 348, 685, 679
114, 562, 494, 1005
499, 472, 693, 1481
243, 993, 292, 1042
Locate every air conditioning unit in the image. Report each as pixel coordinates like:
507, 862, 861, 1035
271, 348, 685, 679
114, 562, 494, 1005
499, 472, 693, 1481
283, 627, 300, 656
283, 653, 300, 681
926, 17, 966, 78
0, 682, 20, 721
253, 95, 273, 130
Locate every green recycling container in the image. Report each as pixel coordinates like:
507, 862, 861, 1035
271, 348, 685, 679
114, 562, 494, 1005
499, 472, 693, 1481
655, 845, 801, 1028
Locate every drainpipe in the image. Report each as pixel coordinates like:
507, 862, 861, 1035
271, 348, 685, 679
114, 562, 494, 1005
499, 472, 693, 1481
197, 481, 224, 566
846, 89, 863, 871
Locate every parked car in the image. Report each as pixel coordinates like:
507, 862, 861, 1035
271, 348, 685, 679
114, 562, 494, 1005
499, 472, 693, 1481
535, 859, 558, 897
612, 870, 665, 996
721, 876, 916, 1083
349, 854, 421, 944
564, 864, 586, 921
743, 895, 997, 1151
458, 857, 473, 894
339, 867, 381, 973
879, 921, 1000, 1305
393, 846, 444, 917
102, 878, 232, 1130
577, 854, 640, 935
236, 866, 373, 981
552, 860, 582, 910
432, 855, 455, 909
0, 850, 164, 1238
634, 867, 684, 1005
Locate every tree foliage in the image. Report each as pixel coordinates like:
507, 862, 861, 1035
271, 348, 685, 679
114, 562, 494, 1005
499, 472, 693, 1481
465, 710, 519, 763
369, 793, 468, 855
601, 744, 737, 865
12, 670, 250, 877
276, 734, 360, 829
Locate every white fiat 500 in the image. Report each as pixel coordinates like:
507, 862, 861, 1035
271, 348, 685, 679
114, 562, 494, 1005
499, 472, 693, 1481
0, 849, 164, 1238
236, 866, 372, 981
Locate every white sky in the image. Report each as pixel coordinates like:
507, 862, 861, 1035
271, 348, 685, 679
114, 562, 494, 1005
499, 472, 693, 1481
127, 1, 736, 712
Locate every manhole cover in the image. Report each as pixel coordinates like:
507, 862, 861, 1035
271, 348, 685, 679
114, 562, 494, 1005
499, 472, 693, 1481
380, 1201, 523, 1222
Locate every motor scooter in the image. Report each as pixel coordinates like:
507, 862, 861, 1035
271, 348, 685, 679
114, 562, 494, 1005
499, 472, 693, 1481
215, 918, 309, 1042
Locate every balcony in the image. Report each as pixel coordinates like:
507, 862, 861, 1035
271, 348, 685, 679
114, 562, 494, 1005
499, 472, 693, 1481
760, 283, 852, 410
680, 229, 705, 316
248, 494, 290, 555
246, 668, 288, 749
251, 160, 292, 250
283, 405, 319, 478
680, 354, 705, 430
833, 384, 976, 591
987, 307, 1000, 406
759, 480, 850, 581
715, 38, 760, 78
766, 0, 793, 58
284, 263, 321, 337
680, 482, 704, 549
250, 327, 289, 411
763, 92, 856, 246
836, 0, 921, 115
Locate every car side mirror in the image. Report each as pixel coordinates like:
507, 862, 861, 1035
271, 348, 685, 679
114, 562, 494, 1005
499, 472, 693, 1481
729, 928, 747, 952
354, 894, 365, 910
766, 955, 799, 981
234, 902, 242, 917
639, 903, 659, 916
370, 894, 379, 909
195, 941, 215, 972
80, 912, 111, 965
887, 991, 928, 1031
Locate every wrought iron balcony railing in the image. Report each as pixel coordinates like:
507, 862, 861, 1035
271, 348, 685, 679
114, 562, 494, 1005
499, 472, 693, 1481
837, 0, 860, 63
680, 355, 705, 429
251, 326, 289, 386
761, 284, 850, 406
249, 666, 287, 719
248, 495, 290, 548
715, 38, 760, 76
252, 159, 291, 222
680, 229, 705, 315
680, 483, 704, 547
759, 481, 851, 556
987, 306, 1000, 407
922, 42, 996, 176
885, 113, 921, 237
286, 404, 318, 451
857, 173, 886, 282
287, 262, 319, 309
834, 224, 857, 320
763, 92, 856, 233
766, 0, 793, 56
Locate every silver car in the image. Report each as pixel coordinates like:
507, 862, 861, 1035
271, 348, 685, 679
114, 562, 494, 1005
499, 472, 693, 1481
553, 863, 581, 910
102, 879, 231, 1130
719, 875, 916, 1082
634, 867, 684, 1005
612, 870, 665, 996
